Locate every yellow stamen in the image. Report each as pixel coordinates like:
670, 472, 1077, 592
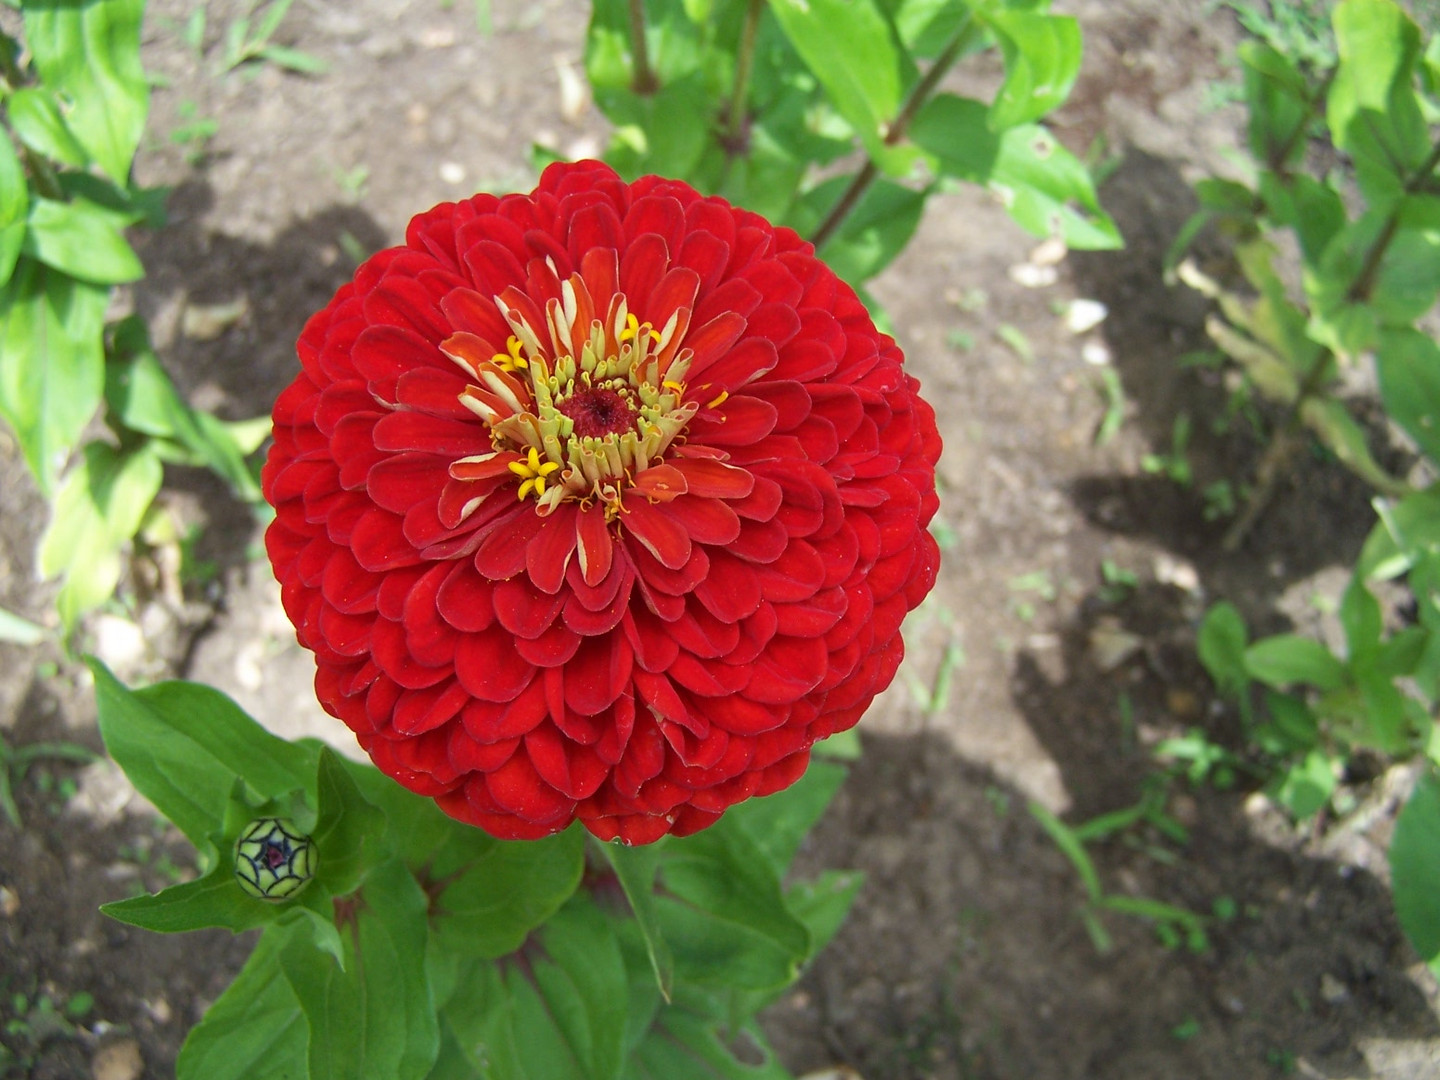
706, 389, 729, 409
492, 336, 529, 372
508, 446, 560, 500
620, 312, 661, 344
662, 379, 685, 394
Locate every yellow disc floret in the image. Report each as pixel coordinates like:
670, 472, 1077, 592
508, 445, 560, 500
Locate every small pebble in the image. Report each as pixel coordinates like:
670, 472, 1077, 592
1320, 973, 1350, 1005
1065, 298, 1108, 334
438, 161, 466, 184
1008, 263, 1059, 288
1081, 340, 1112, 365
92, 1039, 143, 1080
1030, 236, 1068, 266
0, 885, 18, 917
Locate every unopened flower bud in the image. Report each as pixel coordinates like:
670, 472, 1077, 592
234, 817, 317, 901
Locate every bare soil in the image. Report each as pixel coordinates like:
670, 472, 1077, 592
3, 0, 1440, 1077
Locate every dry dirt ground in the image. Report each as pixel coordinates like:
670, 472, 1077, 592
4, 0, 1440, 1077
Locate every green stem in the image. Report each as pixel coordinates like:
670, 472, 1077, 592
721, 0, 763, 152
627, 0, 658, 95
810, 14, 973, 250
1346, 135, 1440, 304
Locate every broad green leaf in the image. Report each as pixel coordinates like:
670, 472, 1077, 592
783, 868, 863, 960
4, 87, 91, 169
599, 74, 715, 181
1264, 691, 1321, 751
39, 441, 162, 626
625, 986, 793, 1080
1257, 172, 1344, 264
1270, 748, 1336, 819
980, 10, 1082, 130
89, 662, 318, 848
311, 747, 386, 897
1392, 773, 1440, 963
658, 819, 810, 991
1244, 634, 1347, 691
767, 0, 919, 177
598, 839, 674, 1002
889, 0, 976, 59
1197, 601, 1249, 696
23, 0, 148, 185
0, 257, 107, 493
431, 826, 585, 959
104, 318, 261, 499
790, 175, 928, 287
724, 759, 847, 878
1239, 41, 1311, 170
339, 758, 461, 870
176, 924, 309, 1080
101, 859, 284, 934
1329, 0, 1428, 202
22, 196, 143, 284
1378, 328, 1440, 467
1340, 572, 1384, 662
910, 93, 1120, 249
0, 131, 25, 288
281, 858, 439, 1080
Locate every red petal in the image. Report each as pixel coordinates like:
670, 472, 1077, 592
567, 202, 624, 267
622, 499, 691, 570
515, 621, 582, 667
373, 411, 489, 457
372, 616, 449, 689
455, 623, 536, 701
526, 725, 610, 800
402, 563, 461, 666
449, 729, 520, 773
493, 576, 565, 640
527, 503, 579, 595
484, 746, 575, 822
670, 457, 753, 500
460, 679, 548, 741
746, 634, 827, 703
681, 311, 747, 375
668, 652, 749, 696
395, 366, 473, 418
619, 233, 669, 311
564, 633, 633, 715
575, 504, 615, 587
580, 246, 620, 307
393, 679, 470, 735
623, 194, 687, 251
474, 507, 546, 580
367, 453, 447, 514
692, 337, 777, 391
685, 395, 777, 446
730, 518, 788, 564
435, 561, 495, 632
351, 508, 421, 572
664, 495, 740, 547
692, 551, 762, 622
623, 609, 681, 673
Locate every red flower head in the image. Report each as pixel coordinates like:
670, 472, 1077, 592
263, 160, 941, 844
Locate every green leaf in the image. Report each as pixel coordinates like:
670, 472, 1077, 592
766, 0, 919, 177
1340, 573, 1384, 662
1239, 41, 1311, 170
599, 73, 715, 182
1270, 748, 1336, 819
281, 858, 439, 1080
790, 175, 928, 287
1329, 0, 1428, 202
889, 0, 974, 59
104, 317, 262, 499
1244, 634, 1347, 691
1299, 397, 1409, 497
658, 819, 811, 991
0, 605, 45, 646
980, 9, 1082, 130
431, 826, 585, 959
784, 868, 863, 959
445, 895, 629, 1080
597, 839, 674, 1002
311, 747, 386, 897
0, 127, 26, 288
39, 441, 162, 626
23, 0, 148, 185
22, 196, 143, 284
176, 924, 309, 1080
625, 985, 793, 1079
4, 87, 91, 169
1377, 327, 1440, 467
89, 662, 318, 849
102, 859, 281, 934
1197, 602, 1250, 696
724, 759, 847, 879
910, 93, 1120, 249
1391, 772, 1440, 963
0, 257, 107, 494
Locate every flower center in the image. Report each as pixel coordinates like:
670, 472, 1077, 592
559, 387, 638, 439
444, 272, 701, 518
263, 840, 289, 871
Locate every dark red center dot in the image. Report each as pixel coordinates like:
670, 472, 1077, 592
560, 388, 637, 438
263, 841, 288, 871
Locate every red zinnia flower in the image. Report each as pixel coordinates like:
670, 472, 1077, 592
263, 160, 941, 844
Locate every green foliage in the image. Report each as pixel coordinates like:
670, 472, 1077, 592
584, 0, 1117, 296
90, 667, 857, 1080
1175, 0, 1440, 972
1, 3, 270, 633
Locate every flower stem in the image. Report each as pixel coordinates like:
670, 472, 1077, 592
810, 13, 973, 251
721, 0, 763, 153
627, 0, 658, 95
